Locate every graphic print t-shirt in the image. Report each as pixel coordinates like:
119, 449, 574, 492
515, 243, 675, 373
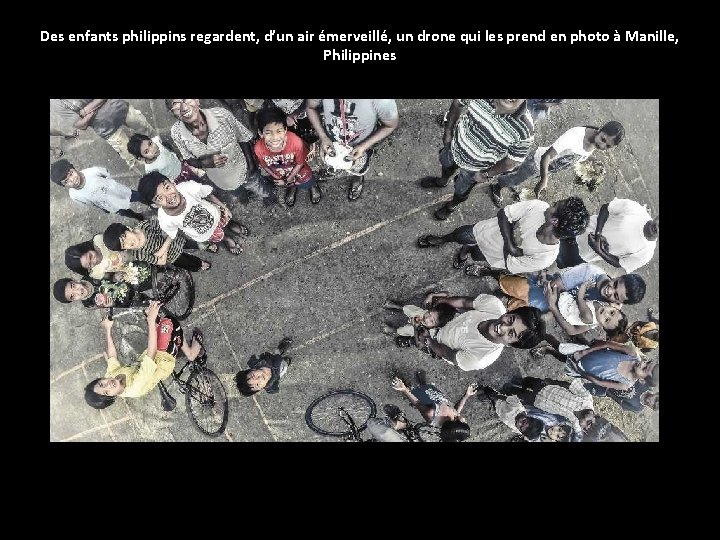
315, 99, 398, 147
253, 131, 313, 184
157, 180, 220, 243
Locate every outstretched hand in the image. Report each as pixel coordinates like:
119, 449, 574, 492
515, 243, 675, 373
465, 382, 479, 396
391, 377, 407, 392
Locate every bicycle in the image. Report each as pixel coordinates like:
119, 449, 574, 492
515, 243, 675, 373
111, 307, 229, 437
151, 265, 194, 321
304, 389, 442, 442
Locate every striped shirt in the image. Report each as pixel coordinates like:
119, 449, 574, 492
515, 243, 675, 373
130, 218, 186, 265
450, 99, 534, 171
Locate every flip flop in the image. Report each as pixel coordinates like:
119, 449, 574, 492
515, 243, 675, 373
452, 250, 468, 270
464, 262, 492, 277
348, 177, 364, 201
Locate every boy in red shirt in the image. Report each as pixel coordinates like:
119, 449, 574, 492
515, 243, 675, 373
253, 107, 321, 207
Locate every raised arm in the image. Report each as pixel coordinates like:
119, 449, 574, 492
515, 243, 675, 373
144, 300, 162, 360
431, 295, 474, 310
102, 315, 117, 359
455, 382, 478, 414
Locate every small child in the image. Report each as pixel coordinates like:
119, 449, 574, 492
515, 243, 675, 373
127, 133, 206, 185
235, 338, 293, 396
50, 159, 144, 221
490, 120, 625, 206
253, 107, 321, 207
382, 298, 456, 348
137, 172, 249, 256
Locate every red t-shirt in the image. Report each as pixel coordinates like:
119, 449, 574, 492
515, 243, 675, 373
253, 131, 313, 185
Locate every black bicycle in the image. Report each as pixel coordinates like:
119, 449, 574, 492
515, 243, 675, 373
151, 265, 194, 320
114, 309, 228, 437
305, 389, 442, 442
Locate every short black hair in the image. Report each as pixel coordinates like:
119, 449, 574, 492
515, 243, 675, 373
137, 171, 168, 205
553, 196, 589, 239
619, 274, 646, 305
84, 379, 116, 409
439, 419, 471, 442
599, 121, 625, 145
103, 223, 131, 252
50, 159, 75, 185
234, 369, 259, 397
551, 424, 572, 442
256, 107, 288, 132
521, 415, 544, 440
127, 133, 151, 160
53, 278, 73, 303
64, 240, 95, 275
434, 303, 456, 328
509, 306, 546, 349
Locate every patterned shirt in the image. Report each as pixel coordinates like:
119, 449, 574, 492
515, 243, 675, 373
534, 378, 594, 435
130, 218, 186, 265
451, 99, 534, 171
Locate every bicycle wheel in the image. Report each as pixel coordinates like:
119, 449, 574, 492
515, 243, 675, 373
415, 422, 443, 442
305, 390, 376, 437
185, 367, 229, 437
152, 266, 195, 320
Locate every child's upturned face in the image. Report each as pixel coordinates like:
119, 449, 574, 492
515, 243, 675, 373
420, 310, 441, 328
121, 228, 146, 250
596, 304, 623, 331
65, 280, 93, 302
153, 180, 181, 209
261, 122, 288, 152
80, 249, 100, 270
546, 425, 567, 441
246, 367, 272, 391
593, 130, 617, 150
94, 377, 124, 397
140, 139, 160, 162
63, 168, 83, 188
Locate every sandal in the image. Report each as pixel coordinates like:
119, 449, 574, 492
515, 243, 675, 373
464, 262, 492, 277
417, 234, 439, 248
285, 186, 297, 207
310, 183, 322, 204
348, 177, 364, 201
530, 346, 548, 359
205, 243, 219, 254
228, 222, 250, 237
395, 335, 414, 348
191, 328, 205, 347
490, 183, 504, 208
223, 236, 243, 255
200, 260, 212, 271
453, 250, 468, 270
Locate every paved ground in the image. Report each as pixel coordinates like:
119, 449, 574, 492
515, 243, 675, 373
49, 99, 659, 442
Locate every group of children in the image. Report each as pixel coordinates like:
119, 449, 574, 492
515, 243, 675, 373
51, 99, 659, 442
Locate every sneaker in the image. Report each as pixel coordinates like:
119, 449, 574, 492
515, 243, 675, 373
434, 204, 456, 221
420, 176, 449, 188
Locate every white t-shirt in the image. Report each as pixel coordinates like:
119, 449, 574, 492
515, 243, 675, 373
557, 292, 598, 327
472, 200, 559, 274
533, 126, 594, 171
68, 167, 131, 213
157, 181, 220, 243
435, 294, 506, 371
145, 136, 181, 180
578, 198, 656, 273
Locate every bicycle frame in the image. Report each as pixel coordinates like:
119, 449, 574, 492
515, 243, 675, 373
338, 407, 362, 441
